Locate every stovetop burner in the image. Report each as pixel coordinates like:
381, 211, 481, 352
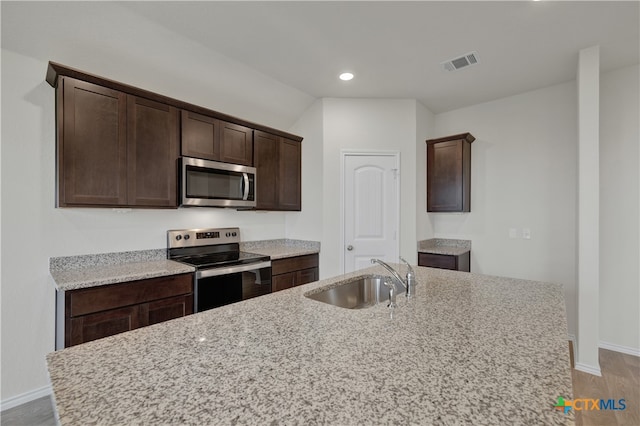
172, 251, 269, 269
167, 227, 270, 269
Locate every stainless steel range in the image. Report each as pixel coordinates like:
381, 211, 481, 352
167, 227, 271, 312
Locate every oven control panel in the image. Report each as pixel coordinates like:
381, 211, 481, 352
167, 227, 240, 248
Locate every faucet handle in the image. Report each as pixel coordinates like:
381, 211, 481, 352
399, 256, 414, 278
399, 256, 416, 298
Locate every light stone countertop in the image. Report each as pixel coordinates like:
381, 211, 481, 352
418, 238, 472, 256
49, 240, 319, 291
50, 249, 195, 291
46, 265, 573, 425
50, 260, 195, 291
240, 238, 320, 259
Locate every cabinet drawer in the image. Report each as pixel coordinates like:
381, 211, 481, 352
67, 274, 193, 317
418, 253, 457, 270
271, 254, 319, 275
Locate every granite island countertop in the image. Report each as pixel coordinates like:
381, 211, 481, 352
46, 265, 573, 425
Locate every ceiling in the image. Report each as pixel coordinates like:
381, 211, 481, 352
121, 1, 639, 113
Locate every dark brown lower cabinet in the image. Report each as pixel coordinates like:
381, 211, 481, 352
69, 305, 140, 347
271, 254, 319, 292
62, 274, 193, 348
143, 295, 194, 327
418, 252, 470, 272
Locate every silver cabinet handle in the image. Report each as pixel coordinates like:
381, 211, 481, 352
347, 245, 354, 251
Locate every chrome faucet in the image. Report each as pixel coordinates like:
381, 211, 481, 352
370, 257, 416, 307
399, 256, 416, 297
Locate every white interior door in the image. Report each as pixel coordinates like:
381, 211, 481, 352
343, 153, 399, 273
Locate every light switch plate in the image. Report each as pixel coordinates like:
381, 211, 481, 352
522, 228, 531, 239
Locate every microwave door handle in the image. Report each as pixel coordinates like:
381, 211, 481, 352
242, 173, 249, 200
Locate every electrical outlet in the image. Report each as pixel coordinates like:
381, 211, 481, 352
522, 228, 531, 240
509, 228, 517, 239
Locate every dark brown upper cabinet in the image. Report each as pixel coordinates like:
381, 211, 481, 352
219, 121, 253, 166
426, 133, 475, 212
47, 61, 302, 210
180, 110, 221, 161
278, 137, 301, 210
181, 111, 254, 166
58, 77, 178, 208
254, 131, 301, 211
254, 131, 279, 210
127, 96, 179, 207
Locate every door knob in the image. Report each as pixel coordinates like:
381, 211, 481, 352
347, 245, 354, 251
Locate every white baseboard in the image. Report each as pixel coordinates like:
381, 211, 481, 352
599, 341, 640, 357
0, 385, 51, 411
575, 362, 602, 376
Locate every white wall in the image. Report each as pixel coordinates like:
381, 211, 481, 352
286, 100, 324, 246
1, 2, 313, 131
576, 45, 601, 374
432, 82, 579, 335
416, 102, 436, 240
0, 2, 314, 403
600, 64, 640, 352
320, 98, 420, 278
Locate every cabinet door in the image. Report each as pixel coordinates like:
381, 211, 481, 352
141, 294, 194, 327
273, 272, 296, 292
181, 110, 220, 160
427, 139, 463, 212
60, 77, 127, 206
296, 268, 318, 286
220, 121, 253, 166
254, 131, 279, 210
278, 138, 301, 211
68, 305, 140, 347
127, 96, 179, 207
426, 133, 473, 213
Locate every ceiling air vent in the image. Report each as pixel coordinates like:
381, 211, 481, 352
441, 51, 480, 72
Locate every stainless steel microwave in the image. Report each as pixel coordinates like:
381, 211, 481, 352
180, 157, 256, 208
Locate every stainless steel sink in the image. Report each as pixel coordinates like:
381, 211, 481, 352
305, 275, 404, 309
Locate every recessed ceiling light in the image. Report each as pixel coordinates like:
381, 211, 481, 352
339, 72, 354, 81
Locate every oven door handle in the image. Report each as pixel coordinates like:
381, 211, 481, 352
196, 260, 271, 279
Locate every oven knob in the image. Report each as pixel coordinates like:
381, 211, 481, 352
226, 232, 231, 237
175, 235, 182, 241
184, 234, 190, 240
232, 232, 237, 236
